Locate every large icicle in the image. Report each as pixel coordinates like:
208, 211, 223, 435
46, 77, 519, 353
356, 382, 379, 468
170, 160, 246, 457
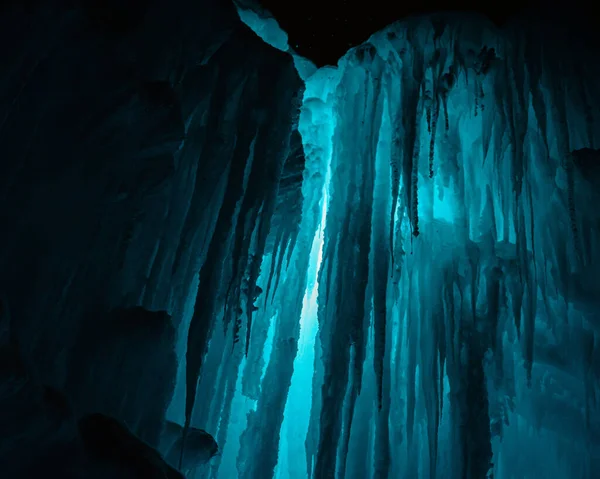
236, 66, 335, 479
182, 46, 300, 465
313, 44, 385, 478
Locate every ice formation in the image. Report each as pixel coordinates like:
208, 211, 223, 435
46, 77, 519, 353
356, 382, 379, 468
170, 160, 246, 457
236, 7, 289, 52
1, 2, 598, 478
235, 1, 317, 79
187, 13, 600, 479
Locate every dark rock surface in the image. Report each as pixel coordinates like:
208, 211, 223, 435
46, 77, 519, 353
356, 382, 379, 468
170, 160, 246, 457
79, 413, 185, 479
162, 420, 219, 474
66, 307, 177, 447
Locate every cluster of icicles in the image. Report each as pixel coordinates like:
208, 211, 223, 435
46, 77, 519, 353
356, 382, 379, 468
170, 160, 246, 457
181, 15, 600, 479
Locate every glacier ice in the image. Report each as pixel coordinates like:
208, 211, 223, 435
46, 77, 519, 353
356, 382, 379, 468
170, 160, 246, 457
188, 13, 600, 479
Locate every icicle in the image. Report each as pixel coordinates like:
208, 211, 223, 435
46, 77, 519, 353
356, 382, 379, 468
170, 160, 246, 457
479, 82, 485, 111
241, 305, 269, 400
443, 95, 449, 131
427, 106, 432, 132
405, 273, 418, 457
209, 343, 244, 478
373, 97, 391, 410
183, 113, 257, 466
314, 54, 385, 478
271, 234, 290, 302
398, 44, 424, 239
374, 331, 392, 479
373, 255, 389, 411
412, 139, 420, 237
338, 347, 358, 479
385, 54, 402, 271
389, 138, 401, 269
418, 260, 442, 479
440, 66, 454, 134
429, 101, 439, 178
244, 201, 279, 356
264, 229, 283, 307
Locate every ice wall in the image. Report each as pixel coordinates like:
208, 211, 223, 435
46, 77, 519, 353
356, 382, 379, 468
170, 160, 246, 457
302, 15, 600, 479
225, 12, 600, 479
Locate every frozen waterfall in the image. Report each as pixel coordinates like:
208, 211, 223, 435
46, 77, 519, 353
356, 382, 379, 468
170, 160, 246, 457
179, 11, 600, 479
1, 2, 597, 478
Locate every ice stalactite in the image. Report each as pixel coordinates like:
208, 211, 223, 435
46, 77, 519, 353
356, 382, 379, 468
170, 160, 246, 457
242, 131, 305, 400
173, 11, 600, 479
292, 14, 599, 479
311, 44, 385, 479
180, 39, 301, 471
235, 66, 337, 479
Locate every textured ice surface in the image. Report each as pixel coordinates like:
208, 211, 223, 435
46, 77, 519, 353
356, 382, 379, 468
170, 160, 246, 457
295, 18, 600, 478
2, 3, 597, 477
236, 7, 289, 52
186, 13, 600, 479
235, 2, 317, 80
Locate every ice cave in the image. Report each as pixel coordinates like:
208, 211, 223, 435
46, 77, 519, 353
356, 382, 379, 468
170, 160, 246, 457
0, 1, 599, 478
